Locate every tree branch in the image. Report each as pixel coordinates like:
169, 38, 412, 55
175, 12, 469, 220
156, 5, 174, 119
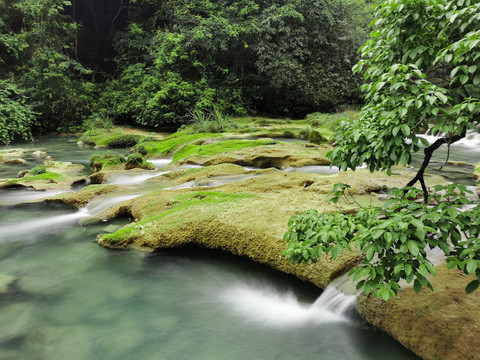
406, 130, 466, 202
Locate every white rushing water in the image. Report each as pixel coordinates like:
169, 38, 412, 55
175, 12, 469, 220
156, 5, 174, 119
418, 129, 480, 148
107, 171, 167, 185
0, 193, 142, 240
0, 189, 66, 206
220, 281, 357, 327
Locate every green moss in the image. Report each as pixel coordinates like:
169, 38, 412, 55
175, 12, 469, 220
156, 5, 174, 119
79, 128, 146, 148
29, 165, 47, 175
89, 153, 125, 170
134, 132, 223, 157
101, 191, 257, 244
172, 139, 277, 162
7, 172, 64, 184
125, 152, 154, 170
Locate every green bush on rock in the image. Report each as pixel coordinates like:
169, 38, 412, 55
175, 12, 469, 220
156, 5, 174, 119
125, 152, 154, 170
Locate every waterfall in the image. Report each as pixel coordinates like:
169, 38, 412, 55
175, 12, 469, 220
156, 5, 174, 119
220, 276, 359, 327
418, 129, 480, 148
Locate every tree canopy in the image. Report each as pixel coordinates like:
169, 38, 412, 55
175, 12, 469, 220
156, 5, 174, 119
0, 0, 372, 143
283, 0, 480, 301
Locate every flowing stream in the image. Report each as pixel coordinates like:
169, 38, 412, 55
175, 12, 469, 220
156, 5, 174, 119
3, 133, 477, 359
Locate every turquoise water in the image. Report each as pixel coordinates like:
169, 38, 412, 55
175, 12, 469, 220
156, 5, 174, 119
0, 205, 420, 360
0, 136, 429, 360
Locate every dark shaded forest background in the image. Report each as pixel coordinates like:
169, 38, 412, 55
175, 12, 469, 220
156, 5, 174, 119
0, 0, 373, 144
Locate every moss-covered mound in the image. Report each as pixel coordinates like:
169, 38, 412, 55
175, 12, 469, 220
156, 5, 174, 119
359, 264, 480, 360
78, 127, 166, 148
95, 170, 426, 288
0, 161, 86, 190
172, 138, 278, 162
132, 132, 224, 158
169, 143, 332, 169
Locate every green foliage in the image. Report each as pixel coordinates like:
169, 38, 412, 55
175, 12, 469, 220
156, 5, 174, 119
284, 184, 480, 301
0, 79, 37, 144
98, 0, 371, 127
0, 0, 94, 133
185, 107, 239, 133
305, 111, 358, 131
284, 0, 480, 300
329, 0, 480, 173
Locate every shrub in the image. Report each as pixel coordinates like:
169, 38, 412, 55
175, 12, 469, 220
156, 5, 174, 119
108, 135, 142, 148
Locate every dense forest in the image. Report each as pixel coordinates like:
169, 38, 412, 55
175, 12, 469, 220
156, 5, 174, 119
0, 0, 372, 144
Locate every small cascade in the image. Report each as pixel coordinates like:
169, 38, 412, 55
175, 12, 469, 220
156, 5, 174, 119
311, 284, 358, 317
220, 277, 359, 327
148, 158, 172, 169
107, 171, 167, 185
86, 193, 142, 215
0, 189, 66, 206
166, 174, 258, 190
285, 165, 341, 174
418, 129, 480, 148
0, 208, 90, 239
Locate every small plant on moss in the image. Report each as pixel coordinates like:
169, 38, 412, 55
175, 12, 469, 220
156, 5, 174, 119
29, 165, 47, 175
83, 109, 114, 131
299, 127, 310, 139
283, 130, 295, 138
188, 107, 238, 133
89, 152, 125, 172
308, 130, 327, 144
125, 152, 153, 170
135, 144, 147, 156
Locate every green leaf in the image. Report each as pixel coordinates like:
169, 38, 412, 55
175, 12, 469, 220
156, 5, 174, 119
413, 279, 422, 294
466, 260, 477, 275
407, 241, 419, 257
466, 280, 480, 294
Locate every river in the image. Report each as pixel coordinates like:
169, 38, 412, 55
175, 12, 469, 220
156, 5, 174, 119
2, 133, 476, 360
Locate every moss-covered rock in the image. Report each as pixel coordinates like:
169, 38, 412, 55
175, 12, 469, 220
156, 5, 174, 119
89, 153, 125, 172
132, 131, 224, 158
125, 152, 154, 170
78, 127, 166, 148
0, 161, 86, 190
359, 264, 480, 360
169, 143, 332, 170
